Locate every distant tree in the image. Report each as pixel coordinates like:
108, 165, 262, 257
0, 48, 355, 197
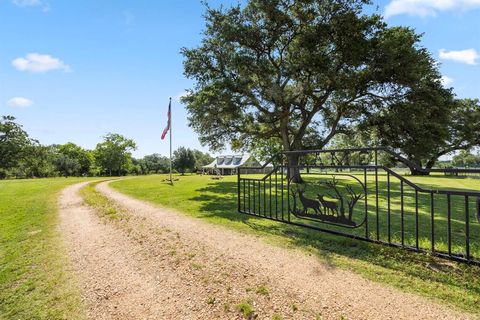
0, 116, 33, 178
192, 150, 214, 171
434, 99, 480, 164
182, 0, 445, 181
452, 150, 480, 166
173, 147, 196, 175
371, 97, 480, 174
53, 154, 80, 177
130, 158, 145, 175
94, 133, 137, 176
57, 142, 93, 176
18, 144, 57, 178
132, 158, 148, 175
142, 153, 170, 173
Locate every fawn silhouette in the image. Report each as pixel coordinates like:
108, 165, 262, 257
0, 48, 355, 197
298, 190, 322, 214
317, 195, 338, 216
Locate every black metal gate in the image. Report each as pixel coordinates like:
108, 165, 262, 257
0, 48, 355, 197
237, 148, 480, 265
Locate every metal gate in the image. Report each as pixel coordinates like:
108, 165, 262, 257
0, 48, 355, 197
237, 148, 480, 265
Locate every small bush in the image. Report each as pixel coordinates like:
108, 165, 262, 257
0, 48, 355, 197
223, 302, 230, 312
236, 300, 255, 318
206, 296, 215, 305
190, 262, 204, 270
255, 285, 269, 296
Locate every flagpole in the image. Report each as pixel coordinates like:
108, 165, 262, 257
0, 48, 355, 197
169, 97, 173, 184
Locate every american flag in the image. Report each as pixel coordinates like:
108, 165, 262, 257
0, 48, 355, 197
161, 99, 171, 140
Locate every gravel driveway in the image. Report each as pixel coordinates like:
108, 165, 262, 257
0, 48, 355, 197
57, 181, 471, 319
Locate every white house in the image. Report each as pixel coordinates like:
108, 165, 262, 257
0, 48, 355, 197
202, 154, 274, 175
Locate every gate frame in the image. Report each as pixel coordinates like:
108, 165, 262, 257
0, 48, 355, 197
237, 147, 480, 265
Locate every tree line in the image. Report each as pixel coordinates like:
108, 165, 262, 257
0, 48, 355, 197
0, 115, 213, 179
451, 150, 480, 167
182, 0, 480, 177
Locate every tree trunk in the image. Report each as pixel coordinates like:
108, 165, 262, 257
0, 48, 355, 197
407, 157, 438, 176
409, 165, 430, 176
425, 158, 436, 170
287, 153, 303, 183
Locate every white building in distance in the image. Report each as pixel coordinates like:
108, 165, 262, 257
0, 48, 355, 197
202, 154, 274, 175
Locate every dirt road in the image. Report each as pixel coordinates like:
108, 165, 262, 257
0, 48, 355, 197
58, 181, 470, 319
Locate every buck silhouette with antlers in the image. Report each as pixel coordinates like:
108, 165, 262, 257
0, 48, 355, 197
297, 189, 322, 215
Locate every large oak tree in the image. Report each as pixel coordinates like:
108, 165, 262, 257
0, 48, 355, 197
371, 97, 480, 174
182, 0, 444, 180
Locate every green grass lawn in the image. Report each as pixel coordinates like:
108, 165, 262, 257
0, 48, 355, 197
111, 173, 480, 314
0, 177, 93, 320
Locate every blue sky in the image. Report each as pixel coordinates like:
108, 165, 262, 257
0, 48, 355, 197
1, 0, 479, 157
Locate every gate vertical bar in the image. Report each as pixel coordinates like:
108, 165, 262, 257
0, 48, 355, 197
415, 190, 419, 250
237, 169, 241, 212
263, 180, 266, 217
243, 179, 246, 212
401, 180, 404, 246
287, 166, 291, 222
248, 180, 251, 213
375, 150, 379, 241
364, 168, 369, 239
431, 191, 435, 252
258, 180, 261, 216
269, 175, 272, 218
275, 169, 278, 219
387, 172, 391, 244
253, 180, 256, 214
281, 165, 284, 220
447, 194, 452, 256
465, 196, 470, 260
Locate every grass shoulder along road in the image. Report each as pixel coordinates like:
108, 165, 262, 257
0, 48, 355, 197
0, 177, 98, 320
110, 173, 480, 315
79, 180, 127, 221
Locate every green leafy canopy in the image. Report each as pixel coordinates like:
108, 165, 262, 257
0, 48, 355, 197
182, 0, 443, 157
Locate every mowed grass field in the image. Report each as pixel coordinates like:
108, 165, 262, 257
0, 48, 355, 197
0, 178, 93, 320
112, 174, 480, 314
1, 174, 479, 318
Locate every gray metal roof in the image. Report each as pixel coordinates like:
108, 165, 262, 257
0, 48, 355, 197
202, 154, 273, 169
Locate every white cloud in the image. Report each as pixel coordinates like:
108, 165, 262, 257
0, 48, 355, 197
7, 97, 34, 108
12, 0, 49, 11
12, 0, 50, 12
12, 0, 41, 6
385, 0, 480, 18
441, 76, 454, 87
12, 53, 71, 73
439, 49, 479, 65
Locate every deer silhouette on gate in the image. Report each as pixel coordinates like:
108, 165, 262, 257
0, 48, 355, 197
317, 195, 338, 216
298, 189, 322, 214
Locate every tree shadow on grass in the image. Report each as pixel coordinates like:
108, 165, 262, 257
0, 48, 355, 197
190, 179, 480, 299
